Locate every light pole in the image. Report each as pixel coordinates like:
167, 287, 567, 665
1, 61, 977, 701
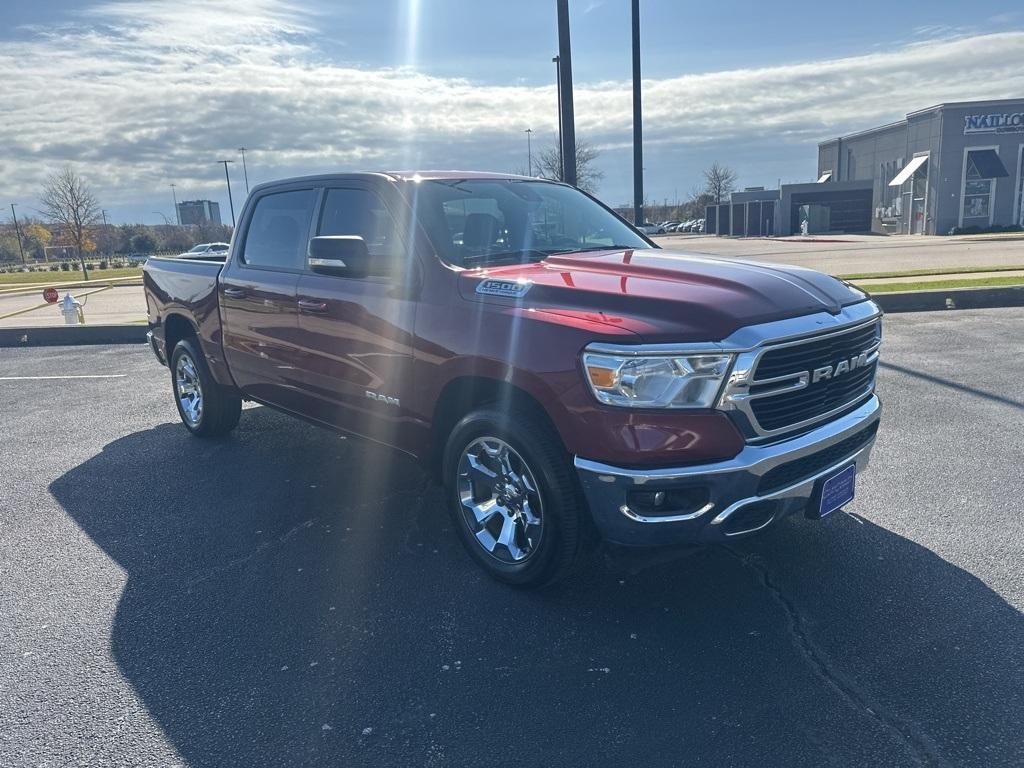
170, 183, 180, 224
238, 147, 250, 194
552, 55, 562, 177
555, 0, 577, 187
217, 160, 236, 228
9, 203, 26, 265
525, 129, 533, 176
632, 0, 644, 227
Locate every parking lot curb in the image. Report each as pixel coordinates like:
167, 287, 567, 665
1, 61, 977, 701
871, 284, 1024, 313
0, 324, 148, 347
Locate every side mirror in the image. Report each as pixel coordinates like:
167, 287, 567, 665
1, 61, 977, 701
308, 236, 371, 278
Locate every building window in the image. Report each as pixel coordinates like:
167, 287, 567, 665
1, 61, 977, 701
964, 177, 991, 219
963, 153, 993, 221
961, 149, 1010, 225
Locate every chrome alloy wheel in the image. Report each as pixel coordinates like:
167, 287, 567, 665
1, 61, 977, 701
175, 353, 204, 427
457, 437, 544, 563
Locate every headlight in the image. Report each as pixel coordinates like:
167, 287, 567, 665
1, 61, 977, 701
582, 351, 733, 409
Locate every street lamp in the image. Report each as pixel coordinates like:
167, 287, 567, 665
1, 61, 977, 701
631, 0, 644, 227
238, 147, 250, 194
525, 128, 533, 176
9, 203, 26, 265
170, 183, 180, 225
555, 0, 576, 186
217, 160, 236, 228
552, 55, 562, 177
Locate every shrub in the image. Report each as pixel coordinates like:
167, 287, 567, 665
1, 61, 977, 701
98, 260, 108, 270
60, 262, 71, 271
949, 223, 1022, 236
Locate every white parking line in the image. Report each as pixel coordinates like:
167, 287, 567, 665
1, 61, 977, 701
0, 374, 127, 381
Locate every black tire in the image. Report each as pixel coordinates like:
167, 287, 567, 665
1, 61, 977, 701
170, 338, 241, 437
443, 407, 584, 587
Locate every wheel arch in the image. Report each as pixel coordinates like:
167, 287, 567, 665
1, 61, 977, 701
163, 312, 199, 357
430, 375, 566, 480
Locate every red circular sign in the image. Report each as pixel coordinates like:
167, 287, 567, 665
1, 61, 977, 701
43, 287, 59, 304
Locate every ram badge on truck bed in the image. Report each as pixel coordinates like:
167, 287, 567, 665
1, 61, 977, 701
144, 171, 882, 586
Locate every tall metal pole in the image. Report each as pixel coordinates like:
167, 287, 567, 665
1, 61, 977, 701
217, 160, 236, 228
10, 203, 26, 264
170, 184, 180, 225
552, 56, 562, 177
632, 0, 644, 226
525, 129, 533, 176
555, 0, 577, 187
238, 147, 250, 194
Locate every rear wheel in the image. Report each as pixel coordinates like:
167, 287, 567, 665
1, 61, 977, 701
170, 338, 241, 437
443, 408, 584, 587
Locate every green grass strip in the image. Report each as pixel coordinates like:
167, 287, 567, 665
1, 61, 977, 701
839, 265, 1024, 280
0, 267, 143, 285
861, 276, 1024, 293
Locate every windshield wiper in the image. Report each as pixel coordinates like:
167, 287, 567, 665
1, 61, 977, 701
472, 248, 576, 266
579, 244, 646, 251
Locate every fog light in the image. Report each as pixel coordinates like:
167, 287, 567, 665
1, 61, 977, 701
627, 487, 710, 517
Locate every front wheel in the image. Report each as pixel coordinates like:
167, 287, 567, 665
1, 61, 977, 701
170, 338, 241, 437
443, 408, 585, 587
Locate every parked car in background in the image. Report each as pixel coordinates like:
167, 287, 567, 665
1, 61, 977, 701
143, 170, 882, 587
636, 222, 665, 235
176, 242, 230, 258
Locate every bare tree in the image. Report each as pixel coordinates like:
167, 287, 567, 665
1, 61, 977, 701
40, 166, 101, 280
684, 186, 716, 220
702, 162, 738, 205
535, 137, 605, 194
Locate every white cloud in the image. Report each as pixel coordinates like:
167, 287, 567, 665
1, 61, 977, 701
1, 0, 1023, 212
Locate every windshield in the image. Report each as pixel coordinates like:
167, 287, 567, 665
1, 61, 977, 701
408, 179, 651, 268
188, 245, 207, 252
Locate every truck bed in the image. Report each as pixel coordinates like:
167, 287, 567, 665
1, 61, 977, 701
143, 255, 227, 370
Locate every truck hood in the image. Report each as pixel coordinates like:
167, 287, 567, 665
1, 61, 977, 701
458, 248, 868, 343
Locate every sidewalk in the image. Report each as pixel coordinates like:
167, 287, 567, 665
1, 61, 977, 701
0, 285, 147, 328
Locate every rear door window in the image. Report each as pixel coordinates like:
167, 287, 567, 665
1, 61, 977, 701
242, 189, 316, 270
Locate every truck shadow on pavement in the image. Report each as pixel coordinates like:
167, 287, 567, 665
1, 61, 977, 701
50, 407, 1024, 768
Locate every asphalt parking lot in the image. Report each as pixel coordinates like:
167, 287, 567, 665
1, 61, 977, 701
1, 308, 1022, 768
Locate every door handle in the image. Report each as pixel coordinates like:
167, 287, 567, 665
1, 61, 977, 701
223, 287, 248, 299
298, 299, 329, 314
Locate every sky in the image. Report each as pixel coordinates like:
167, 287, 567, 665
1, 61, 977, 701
1, 0, 1023, 224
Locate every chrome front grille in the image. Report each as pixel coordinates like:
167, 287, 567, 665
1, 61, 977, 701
749, 321, 881, 432
719, 317, 882, 440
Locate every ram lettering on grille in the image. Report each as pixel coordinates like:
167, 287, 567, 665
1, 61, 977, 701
810, 351, 871, 384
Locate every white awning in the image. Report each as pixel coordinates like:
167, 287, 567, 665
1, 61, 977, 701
889, 155, 928, 187
817, 171, 832, 183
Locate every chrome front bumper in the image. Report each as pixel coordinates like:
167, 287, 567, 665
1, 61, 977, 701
574, 395, 881, 546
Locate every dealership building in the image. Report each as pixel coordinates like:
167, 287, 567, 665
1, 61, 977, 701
707, 98, 1024, 236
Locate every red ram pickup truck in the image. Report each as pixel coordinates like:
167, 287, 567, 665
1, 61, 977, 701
144, 171, 882, 586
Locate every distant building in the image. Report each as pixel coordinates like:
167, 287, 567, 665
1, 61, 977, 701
177, 200, 222, 226
707, 98, 1024, 236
